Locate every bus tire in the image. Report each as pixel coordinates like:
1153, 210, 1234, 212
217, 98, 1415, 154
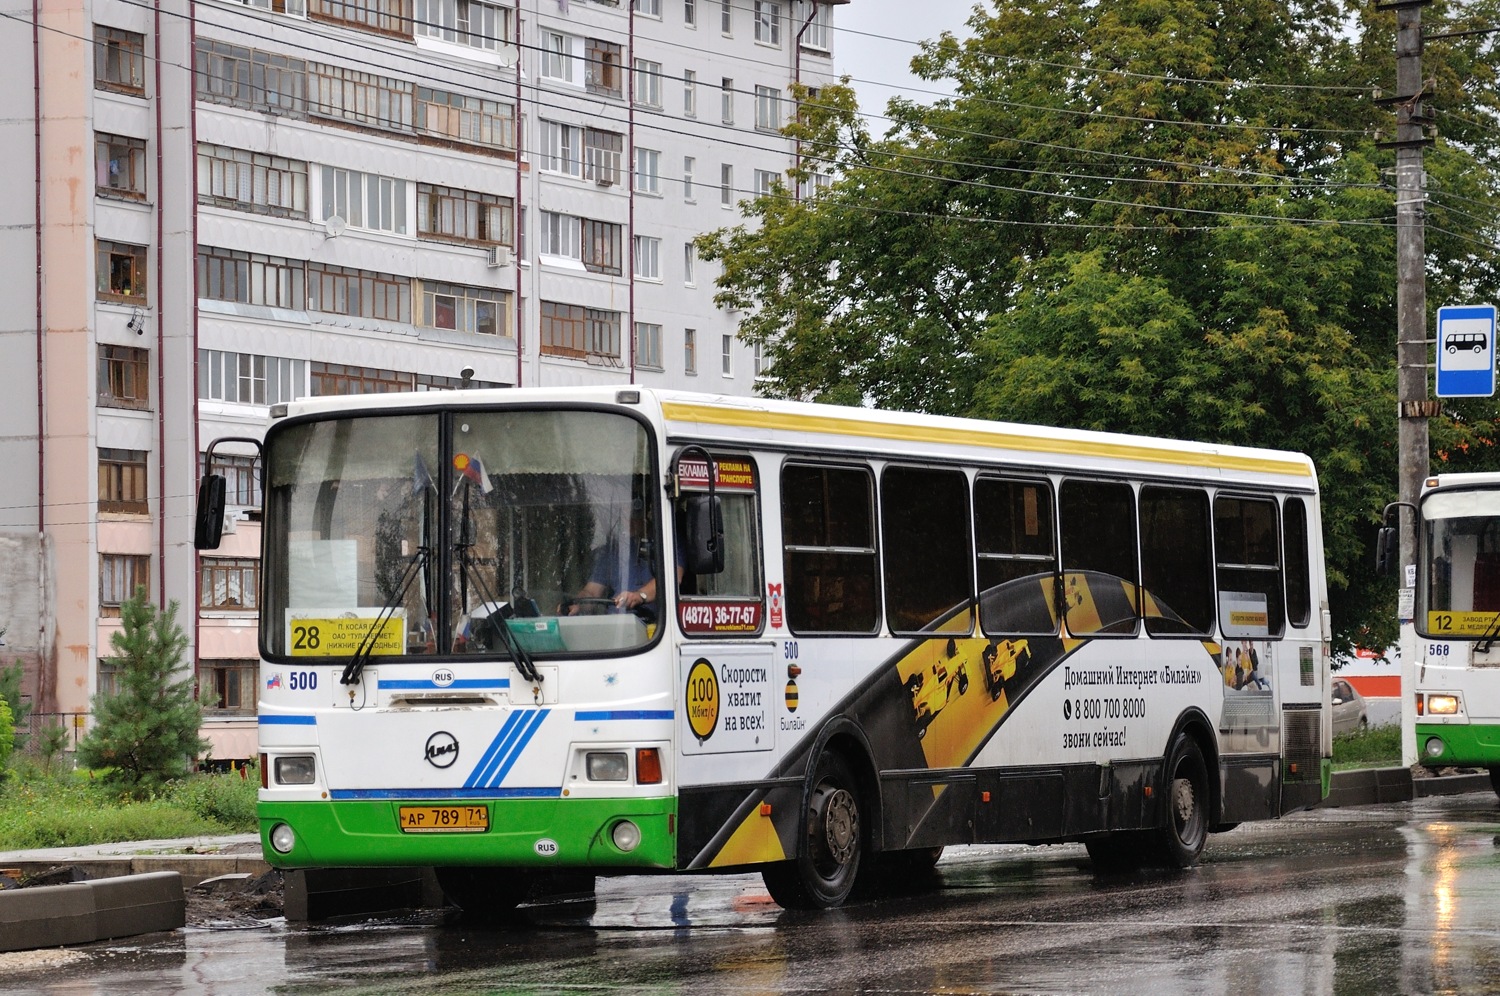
761, 751, 865, 909
1084, 831, 1150, 872
1155, 732, 1209, 867
435, 867, 530, 917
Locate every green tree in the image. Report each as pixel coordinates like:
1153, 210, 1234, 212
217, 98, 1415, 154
0, 658, 33, 750
698, 0, 1500, 653
77, 587, 208, 796
0, 697, 13, 778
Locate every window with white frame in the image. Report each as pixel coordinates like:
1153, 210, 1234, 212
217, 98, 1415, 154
755, 85, 781, 131
683, 69, 697, 117
584, 127, 624, 185
632, 0, 661, 15
721, 77, 734, 124
798, 0, 830, 51
720, 163, 733, 206
198, 144, 307, 218
754, 341, 769, 375
634, 234, 661, 279
199, 349, 308, 405
541, 30, 580, 83
540, 210, 581, 260
541, 120, 582, 176
722, 333, 733, 375
633, 59, 662, 108
683, 156, 695, 201
684, 241, 696, 285
635, 322, 662, 368
754, 168, 779, 197
799, 169, 833, 200
684, 0, 695, 27
635, 147, 661, 194
415, 0, 512, 51
321, 166, 408, 234
720, 0, 731, 34
419, 280, 508, 336
754, 1, 780, 45
684, 328, 697, 374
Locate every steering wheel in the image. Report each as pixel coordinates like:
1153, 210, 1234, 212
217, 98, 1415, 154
560, 596, 616, 615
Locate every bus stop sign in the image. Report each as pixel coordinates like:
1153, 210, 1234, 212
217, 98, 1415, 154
1436, 305, 1498, 398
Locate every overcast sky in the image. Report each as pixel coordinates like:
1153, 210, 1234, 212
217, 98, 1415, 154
832, 0, 981, 120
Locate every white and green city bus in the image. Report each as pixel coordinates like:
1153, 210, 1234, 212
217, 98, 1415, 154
195, 387, 1333, 910
1392, 472, 1500, 793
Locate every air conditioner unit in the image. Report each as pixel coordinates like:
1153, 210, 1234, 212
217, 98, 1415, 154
221, 511, 238, 535
487, 245, 511, 268
596, 175, 613, 187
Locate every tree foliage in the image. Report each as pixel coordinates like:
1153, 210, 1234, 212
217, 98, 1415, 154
697, 0, 1500, 653
77, 588, 208, 796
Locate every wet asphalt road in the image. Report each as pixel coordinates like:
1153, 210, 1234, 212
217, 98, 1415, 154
10, 791, 1500, 995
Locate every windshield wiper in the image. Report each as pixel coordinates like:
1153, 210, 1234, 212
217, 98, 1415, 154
456, 544, 543, 686
341, 546, 430, 687
1476, 610, 1500, 654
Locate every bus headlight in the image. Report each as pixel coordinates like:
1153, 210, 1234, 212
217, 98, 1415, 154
587, 752, 629, 781
611, 820, 641, 852
269, 822, 297, 854
1425, 737, 1447, 759
1428, 694, 1461, 716
275, 755, 317, 785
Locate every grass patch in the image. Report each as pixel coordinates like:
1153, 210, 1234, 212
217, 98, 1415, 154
1332, 723, 1402, 771
0, 760, 259, 850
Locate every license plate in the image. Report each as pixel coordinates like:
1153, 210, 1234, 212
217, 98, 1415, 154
398, 805, 490, 833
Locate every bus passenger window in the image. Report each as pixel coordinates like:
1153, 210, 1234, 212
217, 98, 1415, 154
974, 477, 1058, 636
1283, 497, 1312, 628
881, 466, 973, 635
781, 464, 879, 634
1214, 496, 1285, 638
1059, 480, 1139, 636
1139, 486, 1214, 636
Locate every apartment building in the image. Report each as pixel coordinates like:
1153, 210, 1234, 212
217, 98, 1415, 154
0, 0, 842, 759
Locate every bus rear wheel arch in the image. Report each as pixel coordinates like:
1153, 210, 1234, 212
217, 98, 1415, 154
762, 750, 867, 910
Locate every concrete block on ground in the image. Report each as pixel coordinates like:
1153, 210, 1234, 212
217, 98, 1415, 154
1415, 772, 1493, 798
283, 866, 441, 922
89, 871, 185, 939
0, 882, 95, 952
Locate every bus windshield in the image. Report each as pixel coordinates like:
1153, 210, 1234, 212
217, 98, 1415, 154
261, 408, 661, 660
1422, 489, 1500, 636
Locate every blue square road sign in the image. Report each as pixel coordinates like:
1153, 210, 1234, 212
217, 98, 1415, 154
1436, 305, 1498, 398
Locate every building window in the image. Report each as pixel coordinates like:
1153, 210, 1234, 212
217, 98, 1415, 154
197, 144, 308, 219
200, 558, 259, 610
754, 341, 769, 375
633, 59, 662, 108
308, 64, 413, 130
96, 241, 147, 302
201, 451, 264, 506
195, 40, 306, 115
754, 1, 780, 45
197, 247, 306, 310
684, 328, 697, 374
634, 235, 661, 279
540, 211, 581, 260
308, 0, 412, 37
633, 0, 661, 15
635, 322, 663, 369
721, 77, 734, 124
100, 554, 150, 614
414, 87, 513, 149
799, 169, 832, 200
98, 345, 149, 410
541, 30, 578, 83
415, 0, 513, 51
798, 1, 830, 51
684, 242, 696, 285
540, 301, 621, 361
720, 0, 731, 34
310, 362, 414, 396
582, 219, 622, 275
98, 658, 121, 697
684, 0, 695, 27
585, 38, 622, 97
95, 26, 146, 94
755, 85, 781, 131
683, 69, 697, 117
635, 147, 661, 195
585, 128, 624, 186
722, 333, 733, 376
418, 281, 509, 336
417, 183, 513, 246
199, 350, 308, 407
96, 134, 148, 200
307, 263, 412, 322
541, 121, 582, 176
754, 169, 780, 198
99, 448, 148, 514
320, 166, 408, 235
201, 659, 258, 716
684, 156, 696, 201
720, 164, 733, 206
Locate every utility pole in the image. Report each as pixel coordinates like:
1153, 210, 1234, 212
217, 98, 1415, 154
1377, 0, 1435, 768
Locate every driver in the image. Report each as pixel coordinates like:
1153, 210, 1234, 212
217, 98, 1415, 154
570, 501, 681, 614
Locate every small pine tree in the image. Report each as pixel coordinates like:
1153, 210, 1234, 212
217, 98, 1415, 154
77, 587, 209, 796
0, 653, 33, 750
0, 696, 13, 779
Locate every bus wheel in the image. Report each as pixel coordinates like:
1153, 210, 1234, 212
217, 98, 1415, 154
435, 867, 530, 917
1155, 732, 1209, 867
762, 752, 865, 909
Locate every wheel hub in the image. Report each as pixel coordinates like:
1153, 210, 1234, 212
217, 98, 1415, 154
814, 785, 859, 864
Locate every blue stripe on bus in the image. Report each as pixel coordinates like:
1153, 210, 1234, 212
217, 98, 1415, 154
259, 715, 317, 726
575, 710, 674, 721
379, 679, 510, 690
464, 710, 550, 789
330, 787, 561, 800
464, 711, 527, 789
485, 710, 548, 787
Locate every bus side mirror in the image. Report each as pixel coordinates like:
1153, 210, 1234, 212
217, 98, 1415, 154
194, 474, 227, 550
1375, 524, 1395, 576
682, 493, 724, 575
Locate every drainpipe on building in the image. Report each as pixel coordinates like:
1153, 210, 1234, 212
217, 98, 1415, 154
189, 0, 203, 688
627, 3, 635, 383
32, 0, 47, 709
154, 0, 168, 608
513, 10, 524, 388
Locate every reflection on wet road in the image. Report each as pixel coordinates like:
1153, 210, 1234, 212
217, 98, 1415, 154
12, 793, 1500, 995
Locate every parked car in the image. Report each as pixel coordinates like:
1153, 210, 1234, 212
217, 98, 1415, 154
1331, 679, 1369, 736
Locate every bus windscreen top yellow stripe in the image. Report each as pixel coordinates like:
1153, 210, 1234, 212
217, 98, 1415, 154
661, 402, 1311, 478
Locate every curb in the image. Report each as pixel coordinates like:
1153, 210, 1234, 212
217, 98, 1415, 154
0, 871, 184, 953
1321, 767, 1492, 808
